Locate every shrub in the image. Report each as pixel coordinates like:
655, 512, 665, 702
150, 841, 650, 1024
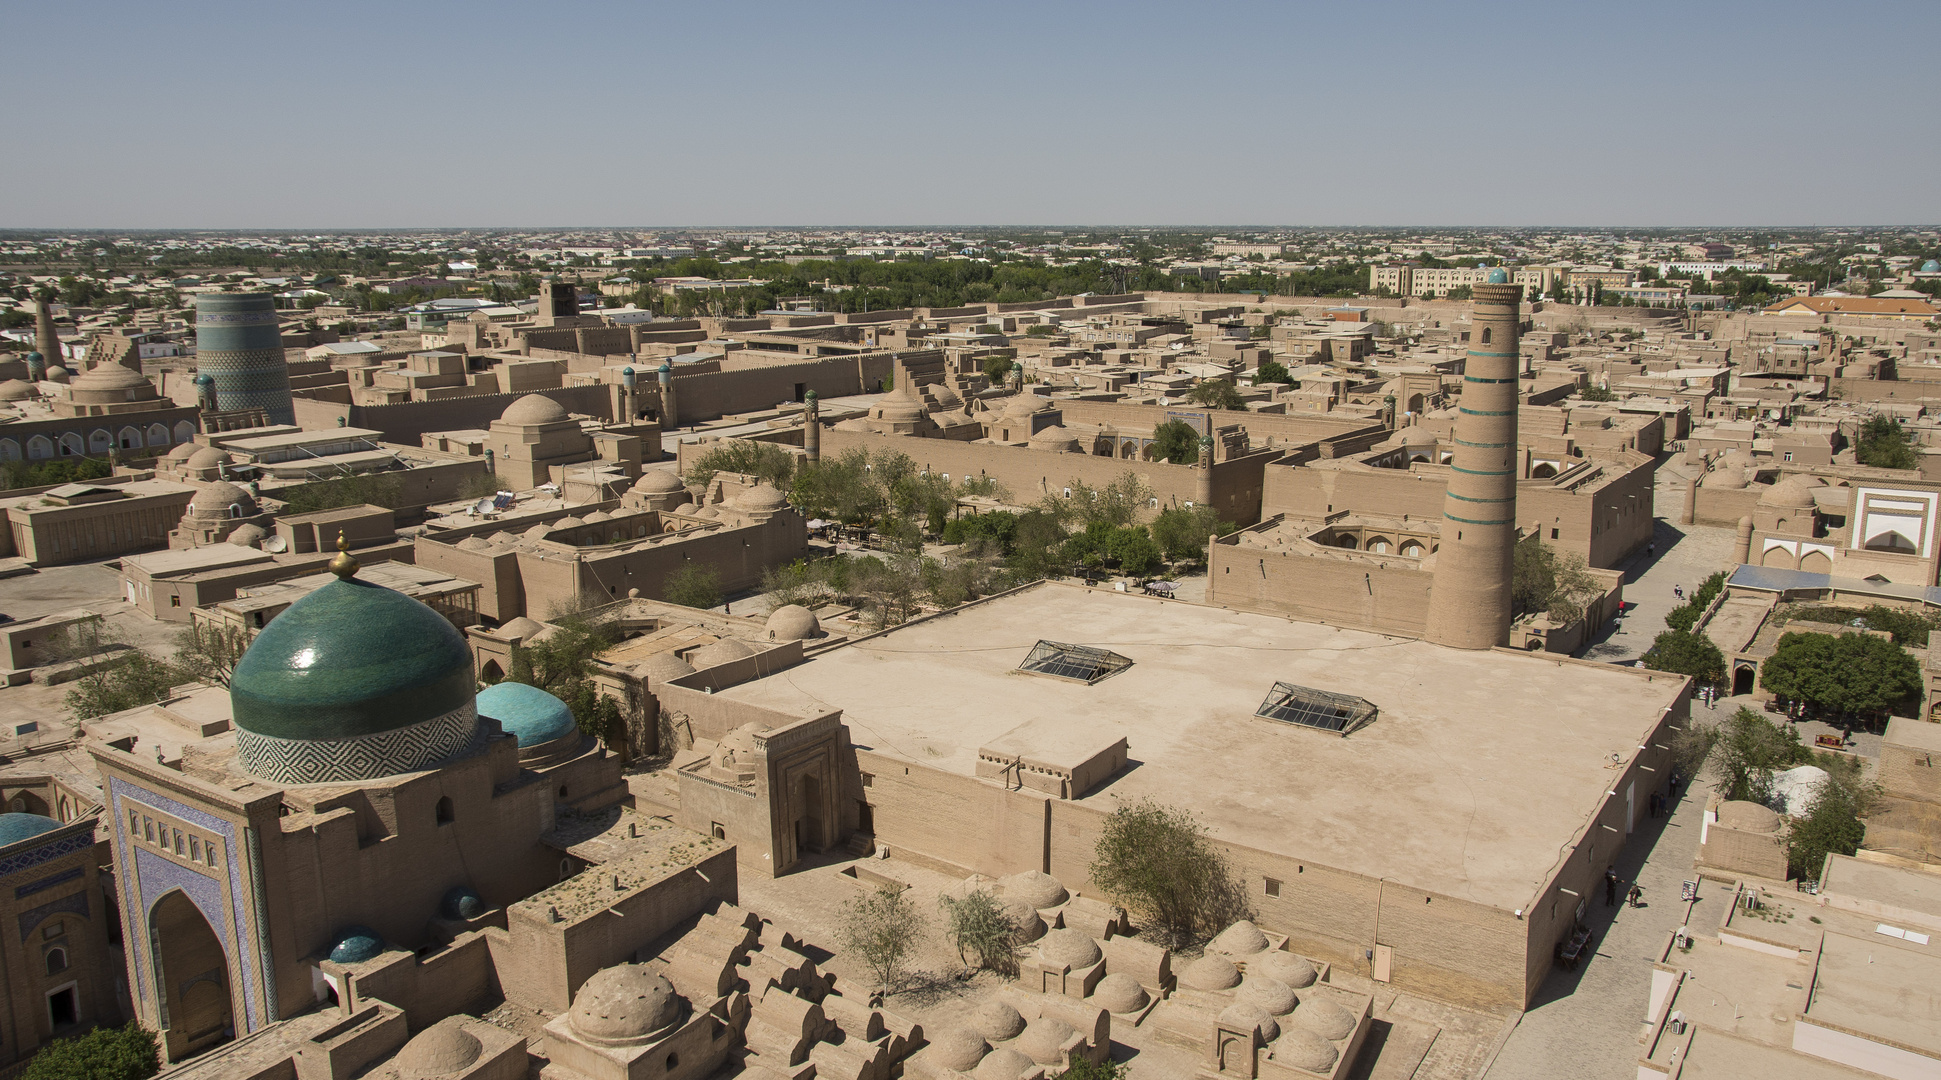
1090, 798, 1248, 949
24, 1023, 158, 1080
662, 564, 722, 610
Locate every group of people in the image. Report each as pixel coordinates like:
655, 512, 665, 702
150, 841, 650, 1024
1605, 867, 1644, 908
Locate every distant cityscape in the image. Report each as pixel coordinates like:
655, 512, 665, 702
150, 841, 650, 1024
5, 159, 1941, 1080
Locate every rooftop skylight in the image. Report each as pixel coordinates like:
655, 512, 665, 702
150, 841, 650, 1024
1018, 640, 1132, 685
1255, 682, 1376, 735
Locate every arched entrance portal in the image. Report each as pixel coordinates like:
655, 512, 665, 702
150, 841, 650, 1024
150, 890, 233, 1060
1733, 665, 1755, 697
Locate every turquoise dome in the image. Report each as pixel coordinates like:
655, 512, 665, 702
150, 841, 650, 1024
230, 577, 475, 742
1924, 260, 1941, 273
0, 814, 59, 847
1486, 268, 1509, 284
476, 682, 577, 747
440, 886, 484, 921
327, 926, 383, 965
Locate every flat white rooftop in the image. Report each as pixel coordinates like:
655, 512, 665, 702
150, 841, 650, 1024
722, 582, 1685, 911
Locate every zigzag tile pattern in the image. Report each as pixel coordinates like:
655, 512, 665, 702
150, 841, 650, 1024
235, 703, 479, 785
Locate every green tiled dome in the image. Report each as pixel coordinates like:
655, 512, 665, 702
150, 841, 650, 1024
231, 577, 474, 741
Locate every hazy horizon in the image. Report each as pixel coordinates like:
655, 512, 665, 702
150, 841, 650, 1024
5, 0, 1936, 229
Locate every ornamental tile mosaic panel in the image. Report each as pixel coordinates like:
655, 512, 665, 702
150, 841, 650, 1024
233, 703, 480, 785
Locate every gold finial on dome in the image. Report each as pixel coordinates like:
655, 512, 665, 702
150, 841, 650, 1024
329, 530, 360, 580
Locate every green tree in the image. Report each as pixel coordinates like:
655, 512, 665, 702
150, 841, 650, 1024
506, 615, 626, 736
1149, 420, 1201, 465
838, 883, 926, 995
1051, 473, 1153, 530
1760, 631, 1922, 715
1185, 381, 1245, 410
1641, 629, 1725, 685
1709, 707, 1809, 802
172, 621, 252, 687
1578, 384, 1616, 402
57, 618, 182, 720
662, 564, 722, 610
1854, 415, 1919, 470
1511, 536, 1601, 621
1089, 798, 1249, 950
24, 1022, 159, 1080
937, 888, 1022, 976
279, 471, 406, 514
1252, 360, 1293, 386
982, 354, 1016, 385
1786, 765, 1875, 883
683, 440, 795, 490
1148, 505, 1232, 562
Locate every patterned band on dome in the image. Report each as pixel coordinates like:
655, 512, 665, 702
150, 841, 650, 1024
234, 703, 480, 785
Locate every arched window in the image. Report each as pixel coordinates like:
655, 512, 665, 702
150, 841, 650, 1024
1400, 540, 1425, 557
228, 504, 244, 519
89, 430, 114, 453
118, 427, 142, 450
1481, 327, 1492, 344
1335, 535, 1357, 548
147, 423, 170, 447
0, 439, 19, 462
59, 433, 84, 457
173, 421, 196, 444
45, 947, 67, 975
557, 784, 569, 800
436, 796, 454, 825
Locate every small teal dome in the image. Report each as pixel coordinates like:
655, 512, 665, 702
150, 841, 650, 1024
1923, 260, 1940, 273
0, 814, 60, 847
476, 682, 577, 747
24, 351, 43, 366
440, 886, 484, 921
1486, 268, 1509, 284
193, 373, 213, 386
327, 926, 383, 965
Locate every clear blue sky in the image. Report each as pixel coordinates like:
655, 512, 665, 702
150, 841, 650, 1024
3, 0, 1935, 228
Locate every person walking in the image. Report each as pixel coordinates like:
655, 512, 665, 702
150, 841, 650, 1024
1605, 867, 1620, 906
1628, 883, 1645, 908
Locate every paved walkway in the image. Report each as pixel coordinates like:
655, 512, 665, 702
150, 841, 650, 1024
1484, 777, 1710, 1080
1581, 469, 1735, 666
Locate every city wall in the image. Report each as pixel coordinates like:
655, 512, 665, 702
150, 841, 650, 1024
293, 384, 615, 444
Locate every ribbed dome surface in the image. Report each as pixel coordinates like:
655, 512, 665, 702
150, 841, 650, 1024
1239, 975, 1298, 1016
1221, 1001, 1279, 1042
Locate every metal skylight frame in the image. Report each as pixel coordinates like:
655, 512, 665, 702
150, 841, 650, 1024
1254, 681, 1376, 735
1017, 640, 1133, 685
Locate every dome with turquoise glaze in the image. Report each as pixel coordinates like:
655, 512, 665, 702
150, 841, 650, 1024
475, 682, 577, 748
1486, 268, 1509, 284
228, 556, 479, 786
1923, 260, 1940, 273
327, 925, 384, 965
0, 814, 60, 847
